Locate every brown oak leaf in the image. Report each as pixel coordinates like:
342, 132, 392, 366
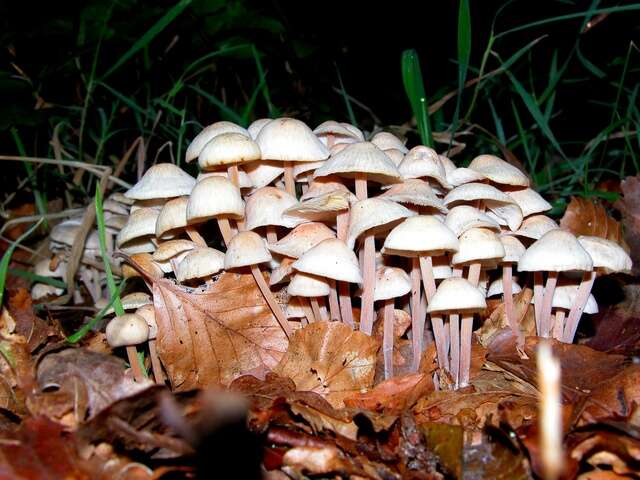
560, 196, 627, 248
614, 175, 640, 275
344, 373, 433, 414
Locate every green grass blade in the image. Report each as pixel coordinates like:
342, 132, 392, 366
188, 85, 244, 124
401, 49, 434, 147
450, 0, 471, 139
95, 186, 123, 316
0, 220, 43, 307
241, 73, 268, 126
250, 44, 276, 117
11, 128, 48, 230
8, 268, 66, 289
335, 64, 357, 127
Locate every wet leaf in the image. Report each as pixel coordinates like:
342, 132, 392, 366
344, 373, 433, 415
274, 322, 378, 408
153, 271, 289, 390
614, 175, 640, 275
419, 422, 463, 478
560, 196, 627, 249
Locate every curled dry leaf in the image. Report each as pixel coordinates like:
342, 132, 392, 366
6, 289, 57, 352
560, 196, 628, 249
476, 288, 535, 347
579, 365, 640, 425
344, 373, 433, 415
614, 175, 640, 275
153, 271, 289, 389
274, 322, 378, 408
282, 445, 376, 478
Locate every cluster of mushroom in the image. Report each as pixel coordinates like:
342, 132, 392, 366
70, 117, 631, 388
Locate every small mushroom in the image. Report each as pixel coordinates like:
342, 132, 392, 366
106, 313, 149, 382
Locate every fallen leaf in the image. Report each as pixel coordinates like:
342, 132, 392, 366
282, 445, 380, 478
344, 373, 433, 415
274, 322, 378, 408
569, 430, 640, 476
396, 413, 439, 477
152, 271, 289, 389
579, 365, 640, 424
587, 284, 640, 355
464, 426, 532, 479
476, 288, 535, 347
420, 422, 463, 478
614, 175, 640, 275
6, 289, 57, 352
560, 196, 627, 249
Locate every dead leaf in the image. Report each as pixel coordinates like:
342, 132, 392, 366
579, 365, 640, 424
153, 271, 289, 389
420, 422, 463, 478
476, 288, 535, 347
282, 445, 381, 478
569, 431, 640, 476
614, 175, 640, 275
464, 426, 532, 479
6, 289, 57, 352
396, 413, 439, 478
344, 373, 433, 415
274, 322, 378, 408
587, 284, 640, 355
560, 196, 627, 249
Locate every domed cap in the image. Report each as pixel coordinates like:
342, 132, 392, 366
485, 202, 523, 232
578, 236, 632, 273
379, 179, 447, 212
505, 188, 552, 217
270, 257, 295, 286
445, 205, 501, 237
122, 253, 164, 279
175, 247, 225, 282
427, 278, 486, 313
384, 149, 405, 167
104, 292, 152, 315
551, 284, 598, 314
288, 272, 330, 297
129, 198, 166, 213
383, 216, 458, 257
468, 154, 530, 187
244, 187, 304, 230
487, 278, 522, 297
398, 146, 450, 188
447, 167, 486, 187
300, 177, 351, 201
293, 160, 325, 180
439, 154, 456, 174
452, 227, 505, 265
444, 182, 515, 206
256, 117, 329, 162
50, 219, 99, 250
248, 118, 272, 139
347, 198, 415, 248
370, 131, 408, 153
313, 142, 401, 185
124, 163, 196, 200
198, 170, 253, 189
314, 120, 363, 144
518, 229, 593, 272
224, 231, 272, 269
118, 237, 156, 255
34, 258, 67, 278
245, 161, 284, 189
374, 266, 411, 301
284, 190, 352, 221
499, 235, 526, 263
106, 313, 149, 347
156, 196, 188, 238
293, 238, 362, 283
509, 214, 559, 240
135, 304, 157, 340
198, 132, 261, 169
185, 121, 250, 162
116, 208, 159, 247
186, 176, 244, 223
152, 239, 197, 262
269, 223, 335, 258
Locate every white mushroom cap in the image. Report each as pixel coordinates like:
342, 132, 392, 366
484, 202, 523, 232
130, 198, 166, 213
384, 149, 405, 167
370, 131, 408, 153
244, 161, 284, 189
118, 237, 157, 255
347, 198, 415, 249
447, 167, 487, 187
427, 277, 486, 313
577, 236, 632, 273
104, 292, 152, 315
518, 229, 593, 272
156, 196, 188, 238
398, 146, 450, 188
116, 208, 160, 247
31, 283, 64, 300
197, 170, 253, 189
287, 272, 330, 297
185, 121, 250, 162
293, 160, 326, 179
508, 214, 559, 240
432, 256, 453, 279
445, 205, 501, 237
383, 215, 459, 257
487, 278, 522, 297
314, 142, 401, 185
186, 176, 245, 223
106, 313, 150, 347
244, 187, 303, 230
34, 258, 67, 278
284, 190, 352, 221
452, 227, 506, 265
256, 117, 329, 162
269, 223, 336, 258
300, 177, 351, 201
198, 132, 261, 169
135, 304, 157, 340
550, 285, 599, 314
468, 154, 530, 187
50, 219, 100, 250
444, 182, 515, 207
248, 118, 273, 139
152, 239, 197, 262
293, 238, 362, 283
505, 188, 552, 217
500, 235, 526, 263
224, 231, 272, 269
175, 247, 225, 282
314, 120, 364, 144
124, 163, 196, 200
374, 266, 411, 301
379, 179, 447, 212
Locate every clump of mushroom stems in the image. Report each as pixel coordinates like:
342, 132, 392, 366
355, 174, 375, 335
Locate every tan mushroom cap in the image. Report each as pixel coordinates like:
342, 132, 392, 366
110, 192, 135, 206
116, 208, 159, 247
427, 277, 487, 313
288, 272, 330, 297
300, 177, 351, 201
197, 170, 253, 189
130, 198, 167, 213
156, 196, 188, 238
244, 187, 304, 230
245, 161, 284, 189
135, 304, 157, 340
444, 182, 515, 206
468, 154, 530, 187
485, 201, 524, 231
248, 118, 272, 139
186, 176, 245, 224
224, 231, 272, 269
577, 236, 632, 273
347, 198, 415, 249
185, 121, 250, 162
34, 258, 67, 278
155, 249, 190, 273
103, 198, 130, 216
269, 223, 336, 259
122, 253, 164, 280
383, 215, 459, 257
379, 179, 447, 213
152, 239, 197, 262
550, 284, 598, 314
447, 167, 486, 187
105, 292, 152, 316
198, 132, 261, 170
256, 117, 329, 162
499, 235, 526, 263
445, 205, 501, 237
374, 266, 411, 301
314, 120, 364, 144
518, 229, 593, 272
314, 142, 401, 185
284, 190, 352, 221
398, 146, 450, 188
270, 257, 295, 286
505, 188, 552, 217
371, 131, 408, 153
124, 163, 196, 200
106, 313, 150, 347
50, 219, 100, 250
176, 247, 225, 282
118, 237, 157, 255
384, 149, 405, 167
452, 227, 506, 265
508, 214, 559, 240
439, 154, 456, 174
487, 278, 522, 297
293, 238, 362, 283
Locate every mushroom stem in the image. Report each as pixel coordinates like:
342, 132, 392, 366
266, 226, 278, 244
562, 270, 596, 343
410, 257, 423, 372
283, 161, 296, 198
310, 298, 323, 322
126, 346, 144, 382
336, 211, 354, 328
226, 165, 245, 231
449, 314, 460, 385
250, 265, 292, 338
328, 279, 341, 321
534, 271, 544, 336
186, 225, 208, 247
301, 300, 316, 324
538, 341, 564, 480
503, 263, 522, 343
215, 219, 233, 247
355, 174, 375, 336
383, 299, 395, 379
419, 256, 448, 370
540, 272, 559, 338
148, 340, 164, 384
467, 262, 481, 286
552, 310, 565, 341
459, 262, 481, 388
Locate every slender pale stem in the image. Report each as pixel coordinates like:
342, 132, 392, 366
216, 219, 233, 247
552, 310, 565, 341
467, 262, 481, 287
283, 161, 296, 197
310, 297, 323, 322
383, 299, 395, 379
502, 264, 516, 336
227, 164, 246, 231
336, 211, 354, 328
410, 257, 423, 372
534, 271, 544, 336
540, 272, 558, 338
459, 262, 481, 388
148, 339, 164, 384
538, 342, 564, 480
563, 270, 596, 343
185, 225, 207, 247
355, 173, 375, 335
449, 314, 460, 385
419, 256, 448, 370
250, 265, 292, 338
301, 300, 316, 324
266, 226, 278, 244
328, 279, 341, 321
126, 346, 144, 382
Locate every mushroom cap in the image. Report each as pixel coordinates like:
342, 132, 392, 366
116, 208, 159, 247
118, 237, 157, 255
109, 192, 135, 206
505, 188, 552, 217
269, 222, 336, 258
508, 214, 559, 240
256, 117, 329, 162
518, 229, 593, 272
313, 142, 401, 185
284, 190, 352, 221
245, 161, 284, 189
384, 149, 405, 167
484, 202, 524, 232
156, 196, 188, 238
444, 182, 515, 207
374, 266, 411, 301
383, 215, 459, 256
452, 227, 506, 265
104, 292, 152, 315
300, 177, 351, 201
347, 198, 415, 249
439, 154, 456, 174
445, 205, 501, 237
130, 198, 166, 213
124, 163, 196, 200
197, 170, 253, 189
247, 118, 272, 139
293, 160, 325, 179
550, 285, 599, 314
370, 131, 408, 153
487, 278, 522, 297
135, 304, 157, 340
224, 231, 272, 269
185, 121, 250, 162
34, 258, 67, 278
152, 239, 197, 262
292, 238, 362, 283
270, 257, 295, 286
50, 219, 100, 250
123, 253, 164, 280
31, 283, 64, 300
103, 198, 130, 216
468, 154, 530, 187
500, 235, 526, 263
398, 146, 450, 188
313, 120, 364, 143
198, 132, 261, 169
427, 278, 487, 313
175, 247, 225, 282
577, 236, 632, 273
288, 272, 330, 297
106, 313, 149, 347
432, 256, 453, 279
186, 176, 245, 223
447, 167, 487, 187
244, 187, 303, 230
379, 179, 447, 212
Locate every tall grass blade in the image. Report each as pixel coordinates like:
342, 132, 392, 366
335, 64, 357, 127
401, 49, 434, 147
11, 128, 48, 229
450, 0, 471, 141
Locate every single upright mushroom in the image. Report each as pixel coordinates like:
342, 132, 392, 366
288, 272, 331, 322
544, 284, 599, 341
156, 196, 207, 246
135, 304, 163, 384
313, 120, 363, 148
106, 313, 149, 382
185, 121, 250, 163
116, 208, 160, 254
175, 247, 225, 284
370, 131, 408, 153
498, 235, 526, 340
244, 186, 304, 244
397, 146, 451, 190
124, 163, 196, 200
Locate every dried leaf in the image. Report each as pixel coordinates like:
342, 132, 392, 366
274, 322, 378, 409
579, 365, 640, 424
560, 196, 627, 248
153, 272, 289, 389
419, 422, 463, 478
587, 284, 640, 355
614, 175, 640, 275
344, 373, 433, 415
476, 288, 535, 347
6, 289, 56, 352
464, 427, 532, 479
282, 445, 380, 478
